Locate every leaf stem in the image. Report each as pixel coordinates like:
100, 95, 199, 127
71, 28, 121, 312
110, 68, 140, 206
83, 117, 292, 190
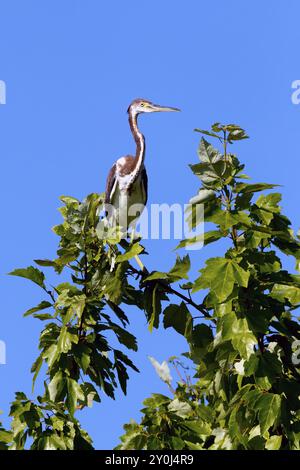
78, 248, 88, 339
223, 130, 227, 161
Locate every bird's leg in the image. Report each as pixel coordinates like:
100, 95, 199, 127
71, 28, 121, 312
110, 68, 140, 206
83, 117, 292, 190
106, 242, 118, 272
135, 254, 145, 272
130, 226, 147, 274
130, 226, 136, 244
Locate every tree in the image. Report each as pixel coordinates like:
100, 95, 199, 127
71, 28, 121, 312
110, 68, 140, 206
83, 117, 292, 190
2, 123, 300, 450
117, 124, 300, 450
5, 194, 143, 449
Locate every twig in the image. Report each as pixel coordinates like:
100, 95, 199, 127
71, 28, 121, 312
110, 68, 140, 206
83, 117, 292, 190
166, 283, 213, 320
78, 249, 88, 339
44, 287, 56, 303
172, 361, 186, 384
129, 265, 214, 321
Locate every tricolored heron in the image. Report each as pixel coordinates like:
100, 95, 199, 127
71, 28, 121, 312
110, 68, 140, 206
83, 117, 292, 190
105, 98, 180, 233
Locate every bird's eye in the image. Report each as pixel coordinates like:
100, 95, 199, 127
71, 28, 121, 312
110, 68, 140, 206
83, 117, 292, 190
140, 103, 145, 107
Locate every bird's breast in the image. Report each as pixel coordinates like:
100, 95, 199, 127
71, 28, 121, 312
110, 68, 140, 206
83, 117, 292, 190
108, 172, 147, 229
116, 173, 146, 205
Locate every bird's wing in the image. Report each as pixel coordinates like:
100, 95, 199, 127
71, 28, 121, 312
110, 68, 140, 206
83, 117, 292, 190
105, 163, 117, 203
141, 167, 148, 206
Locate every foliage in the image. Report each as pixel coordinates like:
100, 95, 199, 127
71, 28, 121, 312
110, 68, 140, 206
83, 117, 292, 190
0, 419, 12, 450
9, 393, 92, 450
5, 193, 149, 449
117, 123, 300, 450
3, 122, 300, 450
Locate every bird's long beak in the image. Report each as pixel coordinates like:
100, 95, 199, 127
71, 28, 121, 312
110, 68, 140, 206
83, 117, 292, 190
150, 103, 181, 112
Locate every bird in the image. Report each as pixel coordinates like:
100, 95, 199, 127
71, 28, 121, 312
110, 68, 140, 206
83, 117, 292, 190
104, 98, 180, 234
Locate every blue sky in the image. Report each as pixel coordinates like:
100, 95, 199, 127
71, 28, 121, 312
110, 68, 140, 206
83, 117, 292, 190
1, 0, 300, 449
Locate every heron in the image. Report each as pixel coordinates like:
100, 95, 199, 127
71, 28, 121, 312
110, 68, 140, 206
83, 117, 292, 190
104, 98, 180, 236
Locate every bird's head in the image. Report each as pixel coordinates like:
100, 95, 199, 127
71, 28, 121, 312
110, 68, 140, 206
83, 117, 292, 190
127, 98, 180, 115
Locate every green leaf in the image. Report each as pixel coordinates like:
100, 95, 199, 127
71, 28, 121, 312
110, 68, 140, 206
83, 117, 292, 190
189, 189, 216, 205
234, 183, 279, 194
193, 257, 249, 301
143, 394, 171, 408
254, 351, 283, 390
270, 283, 300, 304
189, 162, 221, 188
104, 262, 128, 304
116, 242, 143, 263
265, 435, 282, 450
227, 127, 249, 142
23, 301, 52, 317
209, 210, 251, 230
191, 324, 213, 350
168, 255, 190, 281
256, 193, 281, 212
115, 349, 139, 373
148, 284, 161, 332
211, 122, 222, 132
31, 354, 44, 391
80, 382, 100, 407
163, 303, 192, 339
73, 344, 91, 373
182, 420, 211, 436
235, 191, 254, 210
244, 354, 259, 377
9, 266, 46, 289
110, 324, 137, 351
48, 433, 68, 450
33, 313, 54, 321
144, 271, 168, 281
145, 256, 190, 283
60, 195, 80, 205
107, 301, 129, 327
194, 128, 222, 140
55, 247, 79, 267
65, 296, 86, 324
66, 378, 85, 416
57, 326, 78, 354
221, 313, 257, 359
115, 360, 129, 394
185, 194, 220, 230
168, 398, 192, 418
48, 371, 66, 401
254, 393, 282, 435
231, 324, 257, 359
34, 259, 57, 267
198, 138, 222, 163
176, 229, 225, 249
0, 429, 12, 445
14, 392, 28, 401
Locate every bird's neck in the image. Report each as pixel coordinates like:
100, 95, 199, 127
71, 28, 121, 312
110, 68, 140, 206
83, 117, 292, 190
129, 111, 145, 174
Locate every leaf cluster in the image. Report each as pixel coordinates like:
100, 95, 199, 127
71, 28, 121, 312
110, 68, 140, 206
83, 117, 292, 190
7, 193, 147, 448
118, 124, 300, 450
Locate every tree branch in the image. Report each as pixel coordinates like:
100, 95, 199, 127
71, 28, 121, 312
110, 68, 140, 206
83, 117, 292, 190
129, 265, 214, 321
